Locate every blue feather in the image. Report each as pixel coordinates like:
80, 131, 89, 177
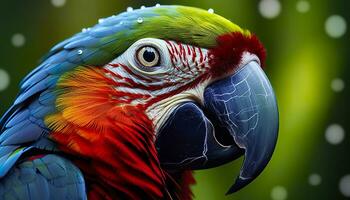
45, 50, 70, 64
5, 109, 30, 128
0, 146, 18, 158
46, 61, 75, 74
20, 69, 49, 91
1, 120, 31, 141
38, 90, 56, 106
31, 106, 55, 119
63, 36, 100, 49
90, 25, 125, 38
15, 76, 53, 105
2, 123, 43, 145
0, 154, 86, 199
19, 62, 47, 87
0, 147, 31, 177
50, 34, 86, 53
66, 49, 85, 64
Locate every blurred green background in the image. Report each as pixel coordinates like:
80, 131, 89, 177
0, 0, 349, 199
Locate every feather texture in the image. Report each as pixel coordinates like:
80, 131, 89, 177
0, 5, 261, 200
46, 66, 168, 199
0, 154, 86, 200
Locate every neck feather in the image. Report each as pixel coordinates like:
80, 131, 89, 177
45, 66, 195, 199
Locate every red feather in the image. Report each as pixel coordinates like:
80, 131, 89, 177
47, 67, 195, 200
209, 32, 266, 77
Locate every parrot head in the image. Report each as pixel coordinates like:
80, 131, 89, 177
2, 5, 278, 199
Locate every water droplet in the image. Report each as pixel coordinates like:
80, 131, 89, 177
119, 21, 124, 25
155, 3, 160, 7
82, 28, 87, 32
137, 17, 144, 24
98, 18, 105, 23
140, 5, 146, 9
208, 8, 214, 14
77, 49, 83, 55
127, 7, 133, 12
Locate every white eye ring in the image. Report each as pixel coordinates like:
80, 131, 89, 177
136, 46, 160, 68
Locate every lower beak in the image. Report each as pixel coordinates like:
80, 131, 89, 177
156, 61, 279, 194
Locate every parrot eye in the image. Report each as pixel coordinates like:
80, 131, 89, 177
136, 46, 160, 68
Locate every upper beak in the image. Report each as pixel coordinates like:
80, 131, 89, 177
155, 61, 279, 194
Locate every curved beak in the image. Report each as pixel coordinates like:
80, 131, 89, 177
156, 61, 279, 194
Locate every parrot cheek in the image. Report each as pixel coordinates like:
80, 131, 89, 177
155, 61, 279, 194
155, 102, 244, 170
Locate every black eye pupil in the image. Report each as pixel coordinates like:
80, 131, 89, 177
143, 50, 155, 62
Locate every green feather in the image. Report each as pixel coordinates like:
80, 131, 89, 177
99, 5, 250, 60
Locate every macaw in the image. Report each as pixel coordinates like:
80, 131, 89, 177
0, 5, 278, 200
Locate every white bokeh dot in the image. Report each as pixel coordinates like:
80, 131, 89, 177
325, 15, 347, 38
331, 78, 345, 92
308, 173, 322, 186
0, 69, 10, 92
11, 33, 25, 47
339, 175, 350, 197
271, 186, 288, 200
259, 0, 281, 19
325, 124, 345, 145
296, 1, 310, 13
51, 0, 66, 7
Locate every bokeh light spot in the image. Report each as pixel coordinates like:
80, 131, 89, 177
325, 15, 347, 38
11, 33, 25, 47
308, 173, 322, 186
296, 1, 310, 13
51, 0, 66, 8
340, 175, 350, 197
271, 186, 288, 200
0, 69, 10, 92
331, 78, 345, 92
258, 0, 281, 19
325, 124, 345, 145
